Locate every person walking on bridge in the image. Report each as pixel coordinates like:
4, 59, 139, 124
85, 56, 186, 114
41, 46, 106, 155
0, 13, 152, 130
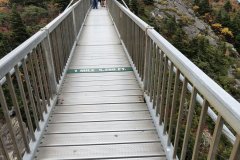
92, 0, 98, 9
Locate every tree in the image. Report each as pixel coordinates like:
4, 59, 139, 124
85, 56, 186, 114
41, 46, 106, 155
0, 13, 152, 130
221, 11, 231, 27
227, 12, 240, 52
130, 0, 139, 15
216, 9, 223, 22
118, 0, 130, 6
143, 0, 154, 5
216, 9, 231, 26
9, 0, 45, 6
235, 34, 240, 51
232, 11, 240, 32
9, 0, 22, 5
0, 33, 11, 58
21, 5, 48, 26
53, 0, 70, 11
193, 0, 200, 5
9, 5, 29, 48
124, 0, 130, 6
224, 0, 232, 12
198, 0, 211, 15
138, 3, 145, 16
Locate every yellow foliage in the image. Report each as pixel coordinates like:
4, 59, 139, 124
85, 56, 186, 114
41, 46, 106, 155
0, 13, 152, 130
0, 0, 8, 4
0, 7, 8, 13
212, 23, 222, 29
236, 68, 240, 72
221, 27, 233, 37
193, 5, 199, 11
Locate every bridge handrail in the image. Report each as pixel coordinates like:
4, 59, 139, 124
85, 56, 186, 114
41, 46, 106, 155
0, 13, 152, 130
108, 0, 240, 159
0, 0, 91, 159
148, 29, 240, 134
0, 31, 46, 81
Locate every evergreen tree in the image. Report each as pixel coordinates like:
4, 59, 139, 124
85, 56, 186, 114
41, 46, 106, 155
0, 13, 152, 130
221, 11, 231, 26
165, 16, 177, 35
232, 11, 240, 32
216, 9, 223, 22
124, 0, 130, 6
235, 34, 240, 52
216, 8, 231, 26
9, 0, 45, 6
198, 0, 211, 15
224, 0, 232, 12
118, 0, 130, 6
54, 0, 70, 11
232, 12, 240, 51
138, 1, 145, 17
130, 0, 139, 15
143, 0, 154, 5
0, 33, 11, 58
10, 5, 29, 48
9, 0, 22, 5
193, 0, 200, 5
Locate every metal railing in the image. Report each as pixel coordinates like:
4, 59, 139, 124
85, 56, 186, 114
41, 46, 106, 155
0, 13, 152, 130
0, 0, 91, 159
108, 0, 240, 159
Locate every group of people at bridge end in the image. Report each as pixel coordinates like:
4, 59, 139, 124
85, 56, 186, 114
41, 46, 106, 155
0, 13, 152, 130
92, 0, 106, 9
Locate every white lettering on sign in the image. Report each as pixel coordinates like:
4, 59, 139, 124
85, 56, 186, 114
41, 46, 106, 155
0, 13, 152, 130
68, 67, 132, 74
79, 69, 95, 72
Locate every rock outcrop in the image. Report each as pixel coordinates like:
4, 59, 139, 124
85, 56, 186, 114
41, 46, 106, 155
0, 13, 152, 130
152, 0, 219, 45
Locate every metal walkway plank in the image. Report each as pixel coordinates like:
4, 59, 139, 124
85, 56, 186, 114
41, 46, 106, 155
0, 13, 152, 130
85, 15, 113, 25
64, 75, 136, 82
49, 111, 151, 123
88, 9, 109, 16
66, 71, 134, 77
45, 120, 156, 134
78, 26, 120, 45
70, 59, 129, 65
62, 80, 138, 87
35, 143, 165, 160
61, 84, 140, 92
40, 130, 159, 147
70, 64, 131, 68
53, 103, 148, 114
57, 95, 144, 105
58, 90, 143, 99
72, 55, 127, 60
74, 45, 125, 54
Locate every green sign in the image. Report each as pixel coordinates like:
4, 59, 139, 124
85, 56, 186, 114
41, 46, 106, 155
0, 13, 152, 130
67, 67, 133, 73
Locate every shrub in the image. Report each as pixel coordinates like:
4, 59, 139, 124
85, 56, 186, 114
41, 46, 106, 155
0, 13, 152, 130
21, 5, 48, 26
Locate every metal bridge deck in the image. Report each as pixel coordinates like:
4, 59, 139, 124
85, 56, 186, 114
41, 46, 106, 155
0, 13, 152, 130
35, 7, 166, 160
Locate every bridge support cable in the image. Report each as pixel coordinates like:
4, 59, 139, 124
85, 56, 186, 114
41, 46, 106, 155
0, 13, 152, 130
120, 0, 130, 9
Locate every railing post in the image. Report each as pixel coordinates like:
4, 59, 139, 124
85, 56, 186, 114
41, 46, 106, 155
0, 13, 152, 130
0, 135, 10, 160
0, 85, 22, 160
143, 26, 153, 92
42, 29, 58, 96
72, 9, 77, 39
230, 135, 240, 160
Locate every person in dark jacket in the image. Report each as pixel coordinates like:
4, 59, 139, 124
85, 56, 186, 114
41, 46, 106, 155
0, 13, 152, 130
92, 0, 98, 9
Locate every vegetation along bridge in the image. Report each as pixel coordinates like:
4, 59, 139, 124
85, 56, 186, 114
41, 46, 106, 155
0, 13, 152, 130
0, 0, 239, 159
